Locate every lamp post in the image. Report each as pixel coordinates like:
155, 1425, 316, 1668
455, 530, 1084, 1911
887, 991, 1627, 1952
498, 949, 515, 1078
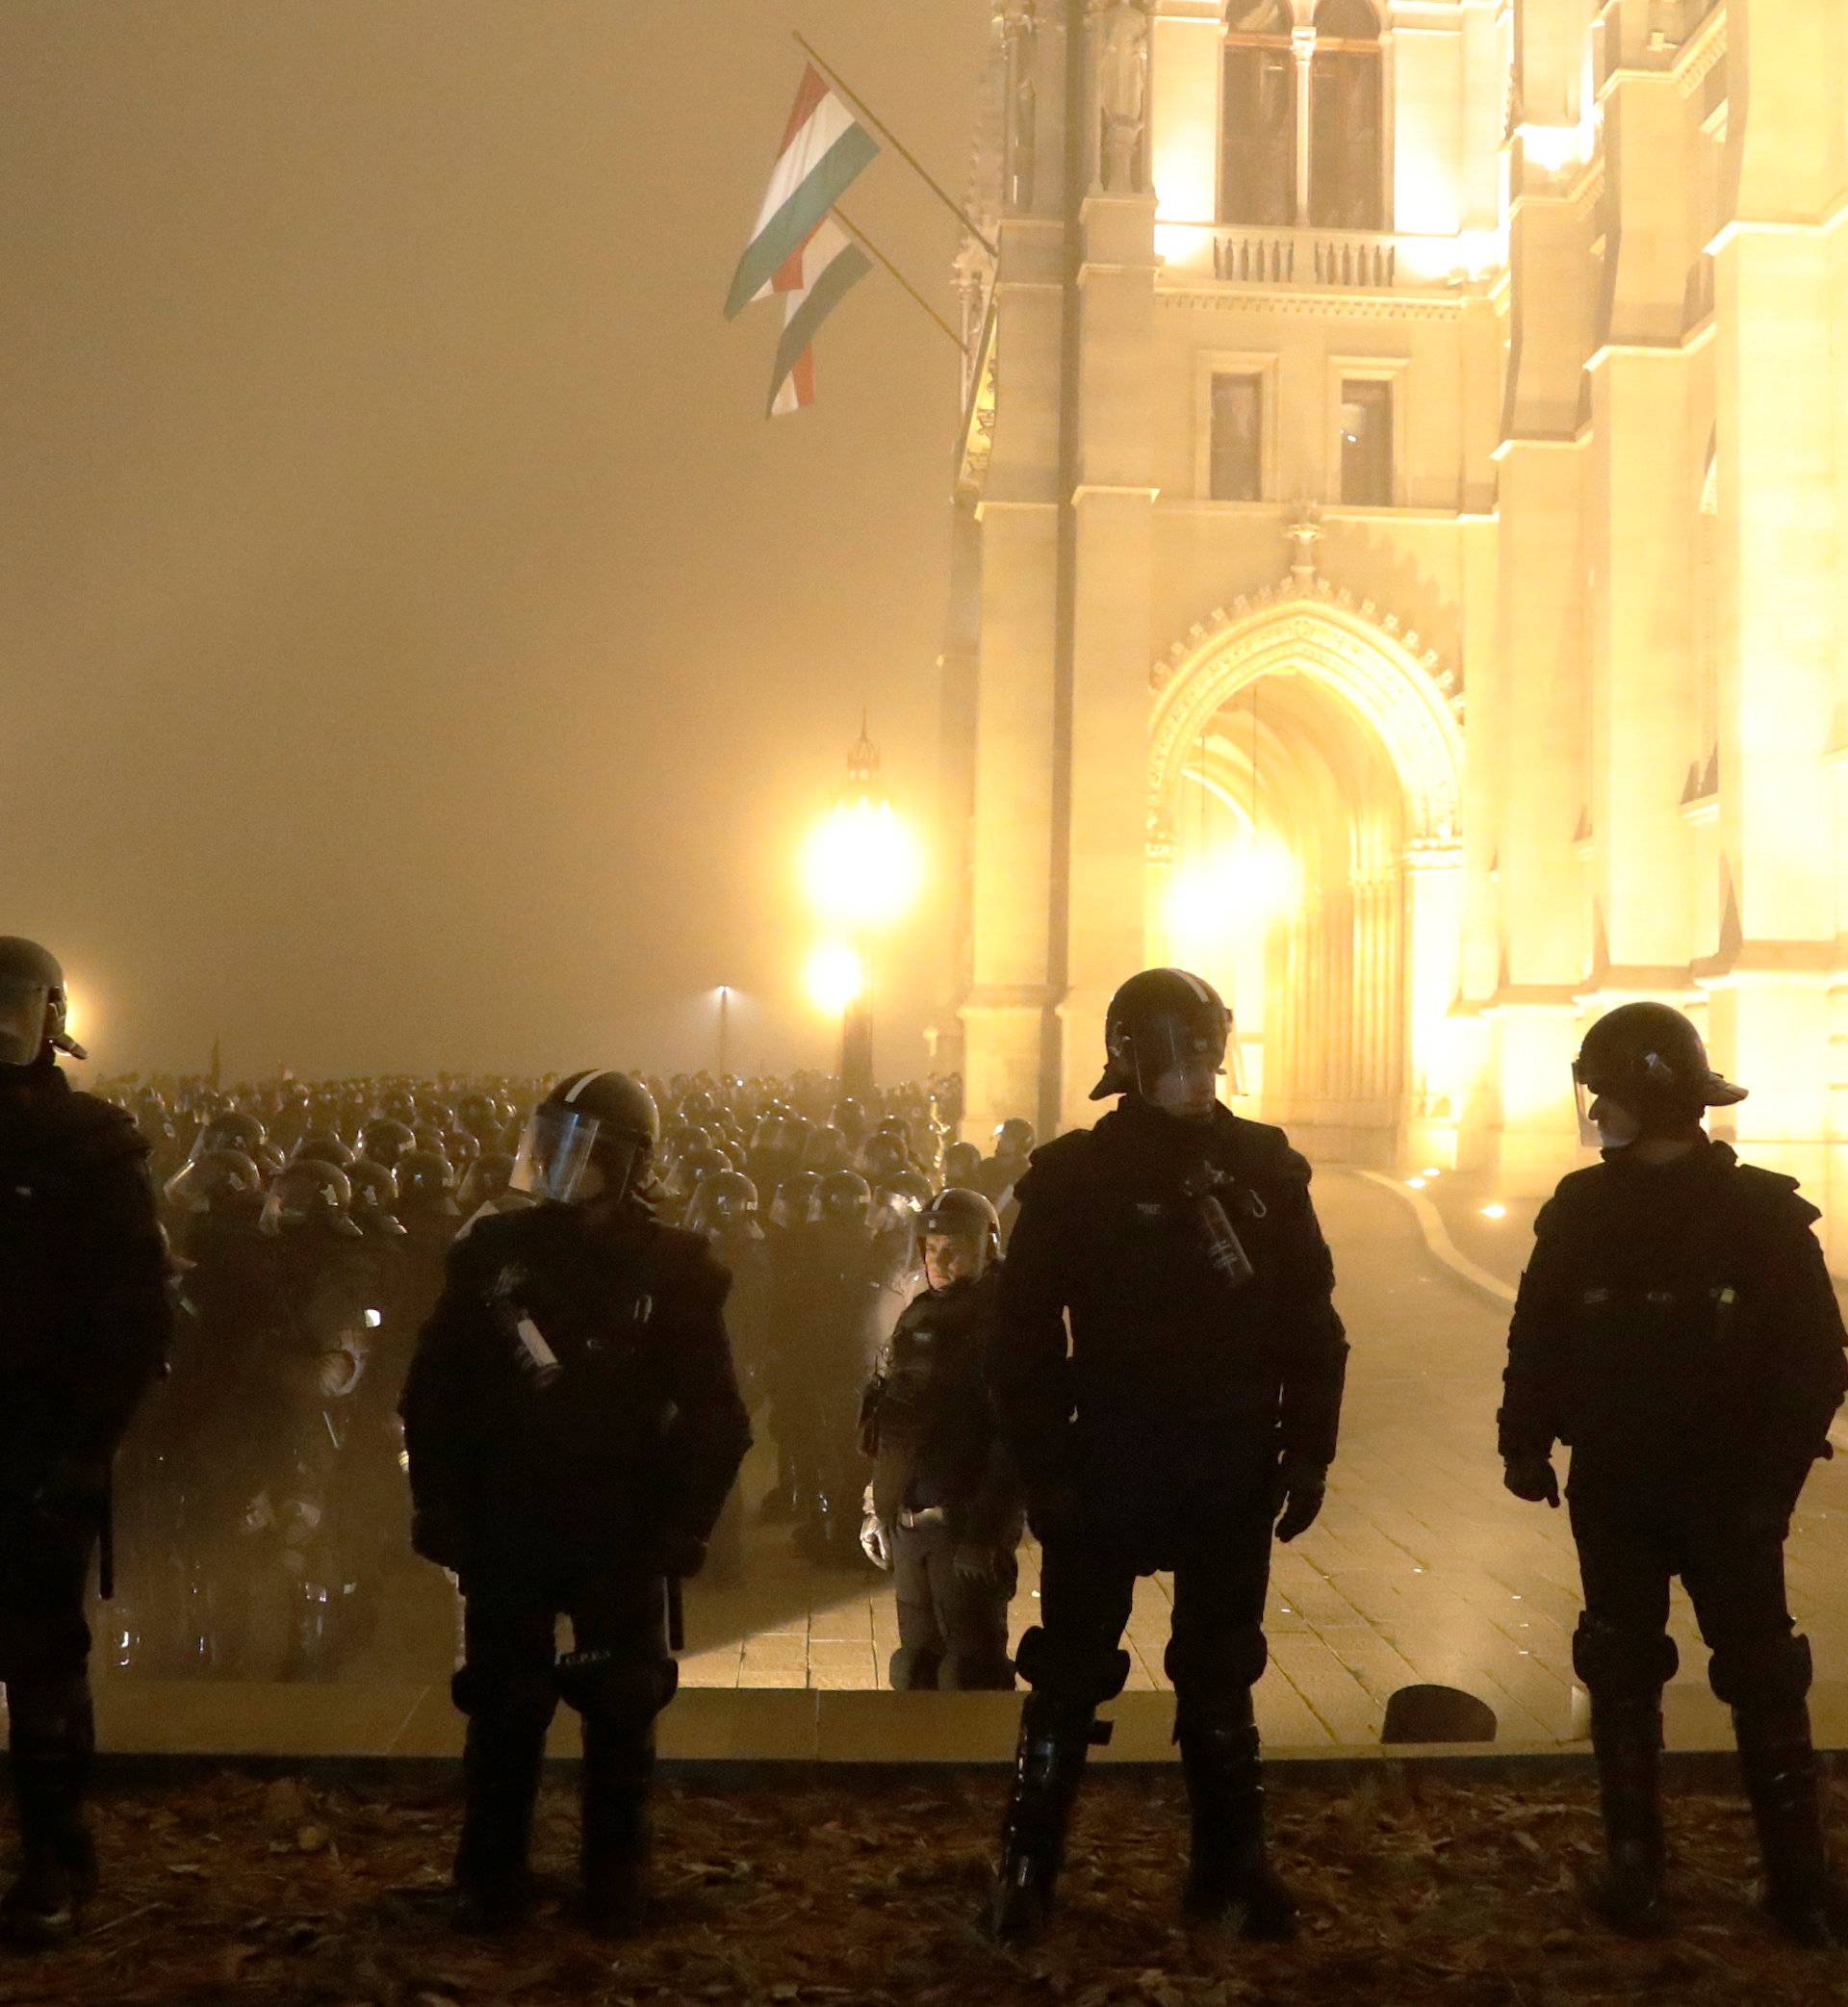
802, 719, 921, 1098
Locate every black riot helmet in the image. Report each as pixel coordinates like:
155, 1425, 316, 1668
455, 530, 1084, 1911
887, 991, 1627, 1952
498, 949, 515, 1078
991, 1117, 1037, 1159
942, 1140, 984, 1187
347, 1157, 407, 1235
398, 1148, 459, 1212
457, 1149, 515, 1215
201, 1110, 269, 1160
263, 1158, 364, 1238
359, 1117, 417, 1171
916, 1186, 1002, 1273
858, 1130, 912, 1182
1091, 967, 1237, 1101
511, 1069, 659, 1208
770, 1169, 822, 1227
1573, 1002, 1745, 1144
292, 1131, 356, 1171
689, 1169, 761, 1237
0, 938, 85, 1067
815, 1168, 872, 1227
182, 1147, 265, 1213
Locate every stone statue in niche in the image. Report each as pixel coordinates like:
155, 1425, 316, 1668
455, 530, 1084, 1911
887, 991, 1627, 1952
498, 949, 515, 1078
1093, 0, 1150, 193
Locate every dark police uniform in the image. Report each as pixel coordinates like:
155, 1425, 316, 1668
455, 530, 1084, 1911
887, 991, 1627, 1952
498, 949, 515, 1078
1500, 1139, 1848, 1933
862, 1263, 1022, 1689
0, 1059, 169, 1938
400, 1196, 750, 1926
988, 1094, 1347, 1935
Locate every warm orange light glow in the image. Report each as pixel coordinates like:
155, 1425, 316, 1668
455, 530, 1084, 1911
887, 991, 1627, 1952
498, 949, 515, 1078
1167, 838, 1301, 948
802, 793, 923, 931
804, 941, 864, 1016
1480, 1202, 1507, 1221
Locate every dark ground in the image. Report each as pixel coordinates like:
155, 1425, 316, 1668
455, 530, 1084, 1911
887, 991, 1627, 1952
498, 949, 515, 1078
5, 1766, 1848, 2007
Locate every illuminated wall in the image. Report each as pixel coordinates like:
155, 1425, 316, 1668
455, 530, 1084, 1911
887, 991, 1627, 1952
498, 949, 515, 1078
948, 1, 1848, 1259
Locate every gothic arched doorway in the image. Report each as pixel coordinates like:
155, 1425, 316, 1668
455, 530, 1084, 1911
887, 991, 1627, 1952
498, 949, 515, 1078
1148, 597, 1464, 1168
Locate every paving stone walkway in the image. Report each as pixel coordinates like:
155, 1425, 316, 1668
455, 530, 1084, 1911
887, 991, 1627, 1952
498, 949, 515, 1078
672, 1168, 1848, 1750
85, 1168, 1848, 1757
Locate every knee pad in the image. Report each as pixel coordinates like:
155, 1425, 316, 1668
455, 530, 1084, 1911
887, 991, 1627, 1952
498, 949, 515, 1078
450, 1661, 558, 1730
1572, 1616, 1679, 1701
554, 1648, 679, 1729
1014, 1626, 1131, 1709
1708, 1630, 1812, 1711
1164, 1623, 1269, 1699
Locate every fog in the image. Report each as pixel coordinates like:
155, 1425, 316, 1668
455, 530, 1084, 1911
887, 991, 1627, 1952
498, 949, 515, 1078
0, 0, 989, 1082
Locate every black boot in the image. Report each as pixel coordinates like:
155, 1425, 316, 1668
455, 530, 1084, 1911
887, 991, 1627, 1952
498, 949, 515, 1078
579, 1719, 654, 1938
1, 1758, 97, 1950
1735, 1701, 1848, 1946
988, 1696, 1105, 1945
1586, 1694, 1670, 1935
452, 1717, 546, 1933
1175, 1692, 1297, 1941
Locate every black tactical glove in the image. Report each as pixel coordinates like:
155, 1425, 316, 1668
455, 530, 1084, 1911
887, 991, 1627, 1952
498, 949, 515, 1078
657, 1528, 708, 1580
1502, 1454, 1560, 1508
409, 1507, 469, 1572
1270, 1453, 1328, 1544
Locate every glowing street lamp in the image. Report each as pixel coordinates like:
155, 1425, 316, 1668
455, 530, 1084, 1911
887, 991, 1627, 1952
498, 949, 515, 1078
802, 731, 924, 931
802, 720, 919, 1097
804, 942, 865, 1016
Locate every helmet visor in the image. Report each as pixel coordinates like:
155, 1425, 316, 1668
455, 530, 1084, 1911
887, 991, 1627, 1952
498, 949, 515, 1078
1573, 1075, 1604, 1149
511, 1107, 605, 1204
1126, 1007, 1241, 1097
0, 983, 47, 1068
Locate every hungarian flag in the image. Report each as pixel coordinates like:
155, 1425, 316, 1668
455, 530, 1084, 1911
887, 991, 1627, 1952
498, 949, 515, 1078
725, 64, 878, 320
766, 217, 872, 416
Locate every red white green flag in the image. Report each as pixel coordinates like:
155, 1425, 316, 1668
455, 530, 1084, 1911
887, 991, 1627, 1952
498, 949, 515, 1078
725, 65, 880, 320
766, 217, 872, 416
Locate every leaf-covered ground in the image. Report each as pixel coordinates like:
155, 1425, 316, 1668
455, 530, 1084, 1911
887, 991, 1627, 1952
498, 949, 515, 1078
4, 1765, 1848, 2007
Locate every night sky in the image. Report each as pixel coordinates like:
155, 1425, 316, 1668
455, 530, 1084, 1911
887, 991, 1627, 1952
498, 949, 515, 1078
0, 0, 990, 1082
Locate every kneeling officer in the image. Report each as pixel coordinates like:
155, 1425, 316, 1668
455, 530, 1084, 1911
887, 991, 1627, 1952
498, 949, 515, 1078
1501, 1004, 1848, 1943
400, 1070, 751, 1933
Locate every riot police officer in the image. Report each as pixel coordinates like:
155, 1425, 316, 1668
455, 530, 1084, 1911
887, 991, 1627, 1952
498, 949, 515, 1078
0, 939, 169, 1943
1500, 1003, 1848, 1943
786, 1170, 886, 1565
860, 1189, 1022, 1690
977, 1118, 1036, 1209
399, 1070, 750, 1934
985, 968, 1348, 1943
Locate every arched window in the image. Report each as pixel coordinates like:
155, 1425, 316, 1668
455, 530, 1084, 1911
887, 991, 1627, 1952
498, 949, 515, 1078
1309, 0, 1383, 229
1221, 2, 1296, 227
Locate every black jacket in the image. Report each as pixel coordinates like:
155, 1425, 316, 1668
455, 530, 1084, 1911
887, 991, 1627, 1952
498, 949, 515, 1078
399, 1199, 751, 1576
0, 1063, 170, 1495
861, 1265, 1023, 1547
1499, 1142, 1848, 1487
988, 1099, 1348, 1523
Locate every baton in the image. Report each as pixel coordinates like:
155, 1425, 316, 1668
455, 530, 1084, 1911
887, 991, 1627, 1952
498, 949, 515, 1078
666, 1574, 684, 1654
98, 1468, 116, 1604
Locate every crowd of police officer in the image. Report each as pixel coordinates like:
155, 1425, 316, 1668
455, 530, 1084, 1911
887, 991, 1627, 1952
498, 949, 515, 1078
5, 929, 1848, 1954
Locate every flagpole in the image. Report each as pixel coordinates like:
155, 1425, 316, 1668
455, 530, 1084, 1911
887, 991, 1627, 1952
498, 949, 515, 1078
832, 205, 963, 348
795, 32, 1001, 258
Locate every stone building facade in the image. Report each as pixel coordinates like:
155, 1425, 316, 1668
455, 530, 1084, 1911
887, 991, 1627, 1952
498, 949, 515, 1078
942, 0, 1848, 1258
